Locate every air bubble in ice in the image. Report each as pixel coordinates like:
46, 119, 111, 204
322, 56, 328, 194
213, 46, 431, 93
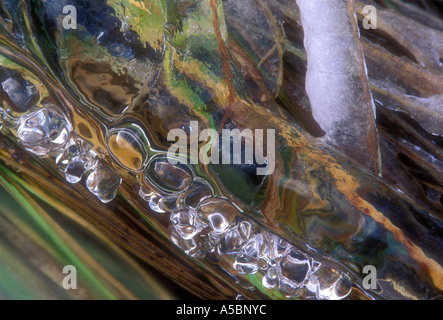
280, 249, 311, 285
233, 234, 268, 275
56, 138, 90, 172
148, 194, 166, 213
17, 109, 49, 155
138, 186, 154, 201
1, 76, 38, 113
46, 108, 70, 151
86, 165, 121, 203
145, 155, 193, 193
65, 156, 87, 184
139, 187, 167, 213
208, 212, 230, 233
17, 106, 70, 156
56, 140, 79, 171
170, 210, 207, 240
199, 198, 240, 233
278, 248, 311, 292
233, 255, 259, 275
55, 151, 70, 172
218, 225, 247, 255
274, 237, 292, 258
107, 125, 149, 171
262, 266, 279, 289
239, 221, 253, 240
308, 266, 352, 300
169, 226, 203, 258
183, 179, 213, 210
218, 220, 253, 255
17, 126, 47, 155
159, 195, 182, 212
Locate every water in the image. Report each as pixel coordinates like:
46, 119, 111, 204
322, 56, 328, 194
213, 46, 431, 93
0, 0, 404, 299
0, 0, 441, 300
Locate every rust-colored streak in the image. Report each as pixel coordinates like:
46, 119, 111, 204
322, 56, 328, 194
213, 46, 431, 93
210, 0, 235, 104
210, 0, 235, 139
227, 97, 443, 294
330, 166, 443, 291
346, 0, 380, 175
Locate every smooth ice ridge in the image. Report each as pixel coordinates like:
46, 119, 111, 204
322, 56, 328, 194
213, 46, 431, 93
9, 103, 353, 298
141, 154, 353, 300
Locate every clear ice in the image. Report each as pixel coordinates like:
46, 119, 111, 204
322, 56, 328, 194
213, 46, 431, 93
17, 106, 71, 156
86, 165, 122, 203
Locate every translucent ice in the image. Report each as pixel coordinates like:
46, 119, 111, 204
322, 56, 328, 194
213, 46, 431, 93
159, 195, 182, 212
355, 1, 443, 70
307, 266, 352, 300
233, 233, 268, 275
17, 106, 70, 156
262, 266, 279, 289
65, 156, 87, 184
198, 198, 241, 234
148, 194, 166, 213
1, 74, 38, 113
107, 125, 149, 171
296, 0, 380, 173
218, 221, 252, 255
182, 179, 213, 210
86, 165, 121, 203
55, 138, 85, 172
170, 210, 207, 240
145, 155, 193, 193
169, 226, 203, 258
402, 95, 443, 136
278, 248, 311, 288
